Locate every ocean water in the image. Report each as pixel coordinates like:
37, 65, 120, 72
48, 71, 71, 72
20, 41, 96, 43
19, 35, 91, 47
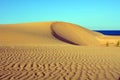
95, 30, 120, 35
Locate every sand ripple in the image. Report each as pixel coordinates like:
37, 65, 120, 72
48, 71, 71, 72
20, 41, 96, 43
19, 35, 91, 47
0, 46, 120, 80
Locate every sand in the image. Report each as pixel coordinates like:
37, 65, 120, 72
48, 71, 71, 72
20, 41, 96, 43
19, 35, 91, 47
0, 22, 68, 45
0, 46, 120, 80
51, 22, 101, 46
0, 22, 120, 80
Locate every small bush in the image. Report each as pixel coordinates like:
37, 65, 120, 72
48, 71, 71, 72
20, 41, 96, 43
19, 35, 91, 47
116, 41, 120, 47
106, 42, 109, 47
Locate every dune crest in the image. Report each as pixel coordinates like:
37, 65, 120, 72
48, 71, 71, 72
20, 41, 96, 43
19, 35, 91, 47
51, 22, 101, 46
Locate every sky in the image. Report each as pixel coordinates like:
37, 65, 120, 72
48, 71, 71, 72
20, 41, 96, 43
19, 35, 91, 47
0, 0, 120, 30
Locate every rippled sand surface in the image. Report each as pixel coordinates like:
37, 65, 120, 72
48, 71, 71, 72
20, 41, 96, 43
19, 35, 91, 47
0, 46, 120, 80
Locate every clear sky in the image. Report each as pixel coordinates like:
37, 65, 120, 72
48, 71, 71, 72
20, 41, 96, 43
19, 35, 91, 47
0, 0, 120, 30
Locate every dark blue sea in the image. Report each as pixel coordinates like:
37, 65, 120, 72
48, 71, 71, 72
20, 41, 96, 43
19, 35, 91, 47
94, 30, 120, 35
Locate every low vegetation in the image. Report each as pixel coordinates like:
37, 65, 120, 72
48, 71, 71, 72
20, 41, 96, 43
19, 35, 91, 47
105, 41, 120, 47
106, 42, 109, 47
116, 41, 120, 47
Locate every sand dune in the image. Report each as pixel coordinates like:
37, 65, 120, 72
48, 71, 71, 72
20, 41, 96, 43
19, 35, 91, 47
0, 22, 69, 45
0, 22, 120, 80
51, 22, 120, 46
51, 22, 101, 46
0, 22, 119, 46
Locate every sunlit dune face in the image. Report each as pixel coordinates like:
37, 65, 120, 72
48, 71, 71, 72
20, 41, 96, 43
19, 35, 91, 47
51, 22, 101, 46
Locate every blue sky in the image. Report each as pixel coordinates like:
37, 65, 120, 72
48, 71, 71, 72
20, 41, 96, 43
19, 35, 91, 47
0, 0, 120, 30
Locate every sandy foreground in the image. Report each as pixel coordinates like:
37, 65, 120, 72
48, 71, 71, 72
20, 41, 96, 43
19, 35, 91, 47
0, 22, 120, 80
0, 46, 120, 80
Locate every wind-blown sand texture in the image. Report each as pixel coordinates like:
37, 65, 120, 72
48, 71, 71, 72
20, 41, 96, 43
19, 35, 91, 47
0, 22, 120, 80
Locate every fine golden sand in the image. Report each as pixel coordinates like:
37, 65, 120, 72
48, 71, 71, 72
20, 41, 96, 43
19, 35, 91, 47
0, 22, 120, 80
0, 46, 120, 80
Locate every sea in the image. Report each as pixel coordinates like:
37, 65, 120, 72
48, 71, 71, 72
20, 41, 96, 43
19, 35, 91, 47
94, 30, 120, 35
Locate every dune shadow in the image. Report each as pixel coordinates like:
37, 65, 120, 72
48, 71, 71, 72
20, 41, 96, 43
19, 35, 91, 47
51, 26, 79, 45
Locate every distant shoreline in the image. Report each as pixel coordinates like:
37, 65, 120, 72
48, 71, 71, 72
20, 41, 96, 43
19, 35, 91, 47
94, 30, 120, 35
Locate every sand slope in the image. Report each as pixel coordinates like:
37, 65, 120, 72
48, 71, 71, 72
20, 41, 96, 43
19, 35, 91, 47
0, 22, 69, 45
51, 22, 101, 46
